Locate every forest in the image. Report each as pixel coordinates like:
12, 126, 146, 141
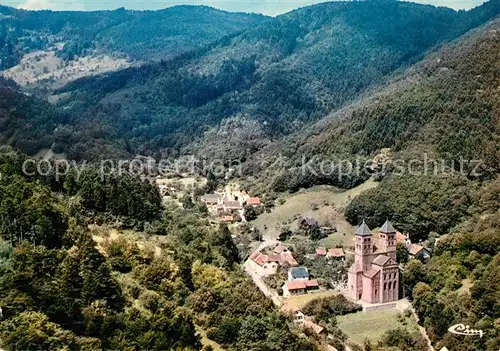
0, 148, 322, 350
0, 5, 266, 69
1, 1, 498, 161
0, 1, 499, 350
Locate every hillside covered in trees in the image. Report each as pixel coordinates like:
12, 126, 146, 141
0, 149, 321, 350
248, 16, 500, 234
1, 0, 494, 160
0, 5, 267, 70
0, 1, 499, 350
242, 16, 500, 350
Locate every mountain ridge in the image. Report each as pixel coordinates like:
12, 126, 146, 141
37, 0, 499, 161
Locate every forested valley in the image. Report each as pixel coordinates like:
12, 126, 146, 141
0, 0, 499, 350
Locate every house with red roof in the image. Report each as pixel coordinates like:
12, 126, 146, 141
303, 319, 325, 336
223, 199, 243, 212
280, 252, 299, 267
283, 279, 319, 297
273, 244, 290, 255
248, 251, 280, 276
248, 249, 300, 277
396, 231, 411, 245
246, 197, 261, 206
327, 248, 345, 260
289, 308, 325, 336
316, 247, 327, 256
222, 215, 234, 223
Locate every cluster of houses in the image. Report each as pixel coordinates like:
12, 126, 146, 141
395, 231, 431, 263
201, 192, 261, 223
249, 245, 299, 277
249, 219, 430, 305
248, 244, 298, 276
248, 243, 347, 298
249, 244, 321, 298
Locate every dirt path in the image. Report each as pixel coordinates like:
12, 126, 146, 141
398, 300, 434, 351
243, 257, 282, 307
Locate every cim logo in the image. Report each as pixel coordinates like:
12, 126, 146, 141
448, 323, 484, 338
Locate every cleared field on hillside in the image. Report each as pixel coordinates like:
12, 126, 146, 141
282, 290, 339, 311
251, 179, 378, 240
337, 308, 420, 345
4, 48, 130, 89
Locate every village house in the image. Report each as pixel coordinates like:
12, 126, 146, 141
223, 198, 243, 212
283, 279, 319, 297
283, 266, 320, 296
347, 220, 400, 304
290, 309, 325, 336
408, 243, 431, 263
288, 267, 309, 281
249, 252, 281, 276
246, 197, 262, 206
327, 248, 345, 260
316, 247, 327, 257
299, 216, 319, 231
303, 319, 325, 336
273, 244, 290, 255
222, 215, 234, 223
201, 193, 223, 206
248, 249, 299, 277
396, 231, 412, 246
200, 194, 223, 213
293, 309, 305, 324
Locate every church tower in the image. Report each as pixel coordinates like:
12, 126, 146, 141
378, 219, 397, 261
354, 220, 373, 271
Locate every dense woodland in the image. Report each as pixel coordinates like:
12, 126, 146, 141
0, 1, 498, 160
0, 149, 321, 350
0, 5, 266, 70
0, 1, 499, 350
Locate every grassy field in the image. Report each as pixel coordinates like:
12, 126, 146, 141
251, 179, 378, 241
317, 231, 354, 248
4, 48, 130, 88
282, 290, 339, 311
337, 308, 420, 345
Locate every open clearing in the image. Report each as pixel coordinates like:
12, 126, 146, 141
89, 225, 165, 258
251, 178, 378, 240
317, 231, 354, 249
282, 290, 339, 311
337, 308, 420, 345
3, 48, 131, 89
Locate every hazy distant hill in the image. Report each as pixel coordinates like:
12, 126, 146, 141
47, 0, 500, 160
0, 5, 268, 69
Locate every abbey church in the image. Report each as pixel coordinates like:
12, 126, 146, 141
347, 220, 400, 304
